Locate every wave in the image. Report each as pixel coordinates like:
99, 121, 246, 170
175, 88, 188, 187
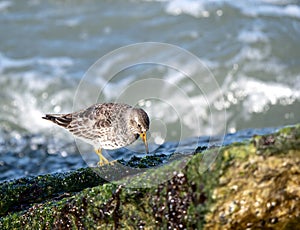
0, 50, 299, 139
158, 0, 300, 19
1, 0, 299, 139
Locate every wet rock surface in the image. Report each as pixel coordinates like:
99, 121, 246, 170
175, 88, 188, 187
0, 124, 299, 229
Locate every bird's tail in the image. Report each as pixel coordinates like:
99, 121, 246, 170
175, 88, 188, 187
42, 114, 72, 128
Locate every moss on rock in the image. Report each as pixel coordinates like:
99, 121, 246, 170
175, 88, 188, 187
0, 125, 299, 229
0, 167, 106, 217
204, 125, 300, 229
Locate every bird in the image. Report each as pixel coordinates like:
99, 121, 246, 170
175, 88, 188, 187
42, 103, 150, 166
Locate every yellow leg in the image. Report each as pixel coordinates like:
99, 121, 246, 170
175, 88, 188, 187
95, 149, 116, 166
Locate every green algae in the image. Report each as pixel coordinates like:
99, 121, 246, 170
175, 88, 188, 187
0, 124, 299, 229
0, 167, 106, 217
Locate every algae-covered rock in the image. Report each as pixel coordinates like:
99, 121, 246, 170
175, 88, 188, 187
204, 125, 300, 229
0, 125, 299, 229
0, 167, 106, 217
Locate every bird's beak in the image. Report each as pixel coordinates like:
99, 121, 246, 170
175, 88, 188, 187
140, 132, 149, 154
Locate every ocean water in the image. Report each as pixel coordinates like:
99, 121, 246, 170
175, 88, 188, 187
0, 0, 299, 181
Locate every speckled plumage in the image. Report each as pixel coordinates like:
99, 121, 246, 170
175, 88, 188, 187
43, 103, 150, 165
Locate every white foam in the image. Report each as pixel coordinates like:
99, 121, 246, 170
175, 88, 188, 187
156, 0, 300, 19
165, 0, 210, 18
36, 57, 73, 68
230, 77, 299, 113
0, 1, 12, 11
57, 18, 81, 27
238, 29, 269, 43
0, 70, 76, 132
243, 4, 300, 18
0, 52, 73, 74
225, 0, 300, 19
0, 53, 32, 72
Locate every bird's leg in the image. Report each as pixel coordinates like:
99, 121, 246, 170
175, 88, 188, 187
95, 148, 109, 166
95, 148, 116, 166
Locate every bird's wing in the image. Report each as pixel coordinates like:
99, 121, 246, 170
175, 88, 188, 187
42, 113, 72, 128
66, 104, 117, 141
44, 103, 131, 142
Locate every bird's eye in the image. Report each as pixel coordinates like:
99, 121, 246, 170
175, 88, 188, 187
137, 124, 141, 128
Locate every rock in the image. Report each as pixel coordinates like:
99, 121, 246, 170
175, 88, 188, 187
204, 125, 300, 229
0, 125, 299, 229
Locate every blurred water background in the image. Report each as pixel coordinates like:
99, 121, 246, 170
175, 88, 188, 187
0, 0, 299, 181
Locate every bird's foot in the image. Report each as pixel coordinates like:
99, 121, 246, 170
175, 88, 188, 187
97, 159, 117, 167
95, 148, 117, 167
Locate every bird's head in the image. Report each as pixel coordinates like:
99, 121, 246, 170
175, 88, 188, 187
128, 108, 150, 153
